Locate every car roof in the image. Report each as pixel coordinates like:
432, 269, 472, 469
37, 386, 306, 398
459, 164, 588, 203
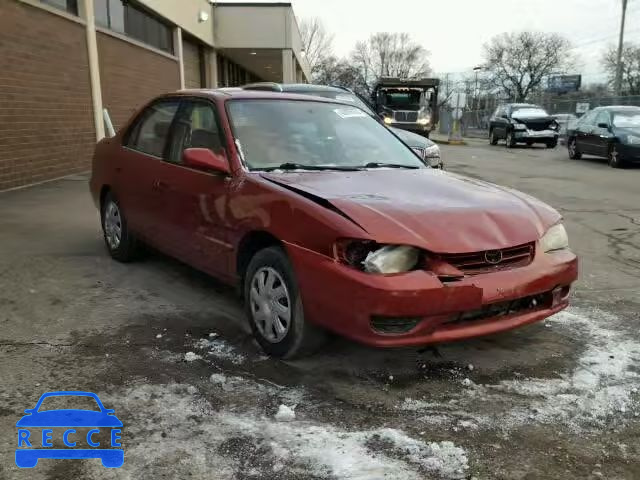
601, 105, 640, 112
168, 88, 352, 104
508, 103, 542, 108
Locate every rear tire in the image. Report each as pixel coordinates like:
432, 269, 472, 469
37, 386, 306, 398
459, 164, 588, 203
505, 130, 516, 148
101, 192, 139, 262
568, 138, 582, 159
244, 247, 326, 359
489, 129, 498, 145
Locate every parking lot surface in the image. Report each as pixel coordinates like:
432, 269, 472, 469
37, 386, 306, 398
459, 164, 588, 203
0, 141, 638, 479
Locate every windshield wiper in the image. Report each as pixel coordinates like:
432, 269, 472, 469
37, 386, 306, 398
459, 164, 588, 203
363, 162, 420, 169
257, 162, 362, 172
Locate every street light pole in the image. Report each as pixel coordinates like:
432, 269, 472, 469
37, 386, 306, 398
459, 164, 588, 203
614, 0, 629, 96
473, 66, 482, 111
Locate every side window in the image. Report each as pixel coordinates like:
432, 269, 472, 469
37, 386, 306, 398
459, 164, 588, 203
126, 100, 180, 157
166, 101, 225, 164
595, 110, 610, 127
579, 110, 597, 126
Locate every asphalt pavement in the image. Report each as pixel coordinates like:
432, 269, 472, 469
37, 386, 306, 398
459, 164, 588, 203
0, 141, 638, 479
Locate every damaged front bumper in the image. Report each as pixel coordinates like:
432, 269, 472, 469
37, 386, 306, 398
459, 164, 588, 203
287, 242, 578, 347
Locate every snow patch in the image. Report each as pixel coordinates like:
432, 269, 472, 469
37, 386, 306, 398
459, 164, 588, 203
403, 308, 640, 432
97, 383, 468, 480
184, 351, 201, 362
194, 338, 245, 365
274, 404, 296, 422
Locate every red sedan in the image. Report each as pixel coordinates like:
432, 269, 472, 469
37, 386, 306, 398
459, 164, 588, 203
90, 90, 578, 358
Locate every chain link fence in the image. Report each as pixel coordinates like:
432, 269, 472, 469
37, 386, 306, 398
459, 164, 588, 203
443, 95, 640, 139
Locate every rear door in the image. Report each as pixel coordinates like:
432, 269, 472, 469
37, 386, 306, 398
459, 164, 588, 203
155, 98, 234, 279
491, 106, 508, 139
118, 99, 180, 242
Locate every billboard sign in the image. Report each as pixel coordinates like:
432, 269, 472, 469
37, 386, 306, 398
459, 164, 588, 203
547, 75, 582, 93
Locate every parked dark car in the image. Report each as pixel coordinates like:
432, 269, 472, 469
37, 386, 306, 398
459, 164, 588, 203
240, 82, 443, 169
90, 90, 577, 359
489, 104, 560, 148
566, 106, 640, 168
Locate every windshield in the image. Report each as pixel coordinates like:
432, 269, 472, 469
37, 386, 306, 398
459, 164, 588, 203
612, 111, 640, 128
381, 89, 424, 108
227, 100, 424, 171
288, 89, 375, 116
512, 107, 548, 117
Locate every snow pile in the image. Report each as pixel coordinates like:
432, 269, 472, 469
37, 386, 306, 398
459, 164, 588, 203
374, 428, 468, 479
194, 338, 245, 365
274, 404, 296, 422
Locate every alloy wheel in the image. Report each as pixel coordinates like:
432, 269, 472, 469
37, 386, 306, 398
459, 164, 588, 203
249, 267, 291, 343
103, 201, 122, 250
609, 145, 620, 167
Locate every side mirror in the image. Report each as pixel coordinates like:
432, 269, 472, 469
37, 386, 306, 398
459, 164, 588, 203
183, 148, 230, 175
597, 122, 609, 129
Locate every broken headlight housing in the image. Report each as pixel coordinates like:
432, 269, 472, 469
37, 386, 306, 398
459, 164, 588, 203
540, 223, 569, 252
334, 240, 421, 274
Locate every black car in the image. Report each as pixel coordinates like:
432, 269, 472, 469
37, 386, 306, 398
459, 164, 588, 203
238, 82, 443, 169
489, 103, 559, 148
566, 106, 640, 168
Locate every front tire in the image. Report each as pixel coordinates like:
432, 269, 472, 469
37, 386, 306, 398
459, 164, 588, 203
608, 144, 625, 168
568, 138, 582, 159
546, 139, 558, 149
101, 192, 139, 262
244, 247, 326, 359
505, 130, 516, 148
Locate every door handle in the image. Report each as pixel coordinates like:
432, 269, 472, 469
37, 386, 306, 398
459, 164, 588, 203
152, 180, 169, 191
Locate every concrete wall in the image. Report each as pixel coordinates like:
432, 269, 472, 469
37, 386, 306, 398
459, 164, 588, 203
214, 5, 288, 49
0, 1, 96, 190
137, 0, 214, 47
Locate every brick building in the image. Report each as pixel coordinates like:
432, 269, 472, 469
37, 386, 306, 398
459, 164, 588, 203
0, 0, 310, 191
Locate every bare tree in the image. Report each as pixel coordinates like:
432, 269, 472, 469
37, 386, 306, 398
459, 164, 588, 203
313, 55, 368, 95
483, 31, 572, 101
299, 17, 334, 79
603, 42, 640, 95
351, 32, 431, 93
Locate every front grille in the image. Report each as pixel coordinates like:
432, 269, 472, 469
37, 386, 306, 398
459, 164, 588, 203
371, 316, 421, 334
526, 122, 552, 131
438, 242, 534, 275
445, 291, 551, 326
394, 111, 418, 122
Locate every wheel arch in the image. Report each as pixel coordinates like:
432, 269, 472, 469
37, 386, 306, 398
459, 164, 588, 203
236, 230, 284, 291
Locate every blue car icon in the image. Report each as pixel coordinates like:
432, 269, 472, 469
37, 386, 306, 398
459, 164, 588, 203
16, 391, 123, 468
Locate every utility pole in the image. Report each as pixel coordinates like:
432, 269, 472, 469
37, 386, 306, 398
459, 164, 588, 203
614, 0, 629, 96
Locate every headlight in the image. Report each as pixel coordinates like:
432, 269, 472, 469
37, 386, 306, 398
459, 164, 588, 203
549, 123, 559, 130
625, 135, 640, 144
513, 123, 527, 130
424, 144, 440, 158
540, 224, 569, 253
417, 118, 429, 125
384, 117, 394, 125
334, 240, 420, 274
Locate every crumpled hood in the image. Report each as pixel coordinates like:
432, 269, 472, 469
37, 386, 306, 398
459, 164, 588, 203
261, 170, 561, 253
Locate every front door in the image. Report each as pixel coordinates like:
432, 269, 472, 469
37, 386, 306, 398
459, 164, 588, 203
591, 110, 613, 157
156, 99, 234, 279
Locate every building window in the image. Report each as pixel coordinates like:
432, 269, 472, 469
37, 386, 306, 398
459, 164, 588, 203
40, 0, 78, 15
95, 0, 174, 54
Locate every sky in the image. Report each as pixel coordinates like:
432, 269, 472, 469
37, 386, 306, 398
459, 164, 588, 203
224, 0, 640, 85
